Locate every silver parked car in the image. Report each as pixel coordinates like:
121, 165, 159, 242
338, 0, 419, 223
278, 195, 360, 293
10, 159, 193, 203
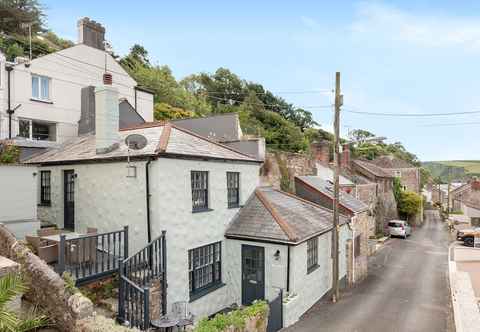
388, 220, 412, 239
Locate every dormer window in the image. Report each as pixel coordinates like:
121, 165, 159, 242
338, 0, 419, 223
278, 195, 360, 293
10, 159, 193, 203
31, 74, 50, 101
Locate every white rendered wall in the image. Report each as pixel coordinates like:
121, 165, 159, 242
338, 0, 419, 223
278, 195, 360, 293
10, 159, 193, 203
0, 44, 153, 141
37, 161, 149, 253
0, 165, 39, 238
284, 224, 351, 326
149, 158, 260, 320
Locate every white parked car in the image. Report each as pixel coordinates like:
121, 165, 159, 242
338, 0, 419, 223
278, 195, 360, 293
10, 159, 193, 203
388, 220, 412, 239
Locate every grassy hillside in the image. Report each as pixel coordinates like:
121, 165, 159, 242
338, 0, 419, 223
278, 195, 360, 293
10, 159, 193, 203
422, 160, 480, 182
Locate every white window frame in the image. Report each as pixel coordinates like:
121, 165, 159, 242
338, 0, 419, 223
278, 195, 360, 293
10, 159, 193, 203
17, 118, 54, 141
31, 74, 51, 102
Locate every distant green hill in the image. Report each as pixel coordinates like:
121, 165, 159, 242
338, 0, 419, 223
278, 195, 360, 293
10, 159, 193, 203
422, 160, 480, 182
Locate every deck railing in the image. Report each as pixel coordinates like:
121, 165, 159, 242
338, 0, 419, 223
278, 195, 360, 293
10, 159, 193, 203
57, 226, 129, 285
118, 231, 166, 330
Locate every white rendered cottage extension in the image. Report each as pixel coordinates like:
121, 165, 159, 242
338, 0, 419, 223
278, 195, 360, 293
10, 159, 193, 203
0, 18, 153, 159
24, 83, 263, 321
225, 187, 352, 327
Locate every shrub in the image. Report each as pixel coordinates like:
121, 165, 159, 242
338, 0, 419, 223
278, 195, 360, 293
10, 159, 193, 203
194, 300, 268, 332
0, 144, 20, 164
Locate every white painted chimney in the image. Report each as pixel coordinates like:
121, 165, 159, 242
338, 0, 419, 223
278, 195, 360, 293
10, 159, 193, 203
95, 85, 119, 154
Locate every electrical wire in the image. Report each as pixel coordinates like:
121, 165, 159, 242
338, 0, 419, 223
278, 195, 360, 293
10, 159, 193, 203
342, 107, 480, 117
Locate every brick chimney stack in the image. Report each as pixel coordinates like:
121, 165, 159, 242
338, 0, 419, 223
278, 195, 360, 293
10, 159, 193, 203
77, 17, 105, 50
471, 177, 480, 191
340, 143, 351, 169
311, 141, 330, 164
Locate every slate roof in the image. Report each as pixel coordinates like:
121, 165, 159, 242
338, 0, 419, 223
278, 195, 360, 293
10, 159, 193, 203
370, 155, 416, 169
225, 187, 349, 244
316, 163, 354, 186
296, 176, 369, 214
172, 113, 242, 142
24, 122, 259, 165
353, 159, 393, 178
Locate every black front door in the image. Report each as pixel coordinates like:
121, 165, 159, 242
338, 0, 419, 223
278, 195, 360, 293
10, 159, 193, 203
64, 170, 75, 230
242, 245, 265, 305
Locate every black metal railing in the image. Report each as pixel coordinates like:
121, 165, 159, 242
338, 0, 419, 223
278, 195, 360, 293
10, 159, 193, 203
57, 226, 129, 285
118, 231, 166, 330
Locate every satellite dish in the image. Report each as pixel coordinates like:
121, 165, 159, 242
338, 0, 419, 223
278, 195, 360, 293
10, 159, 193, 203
125, 134, 147, 150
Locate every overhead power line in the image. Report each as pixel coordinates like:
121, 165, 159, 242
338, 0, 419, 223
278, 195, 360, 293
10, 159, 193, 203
342, 108, 480, 117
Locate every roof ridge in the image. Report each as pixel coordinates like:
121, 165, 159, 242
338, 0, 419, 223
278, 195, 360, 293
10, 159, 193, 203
156, 123, 172, 153
255, 189, 298, 241
119, 121, 166, 131
170, 123, 257, 161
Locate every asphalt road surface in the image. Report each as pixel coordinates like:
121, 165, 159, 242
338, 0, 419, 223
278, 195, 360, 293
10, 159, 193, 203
285, 210, 453, 332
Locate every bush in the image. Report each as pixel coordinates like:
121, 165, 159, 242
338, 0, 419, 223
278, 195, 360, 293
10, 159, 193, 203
194, 300, 268, 332
0, 144, 20, 164
398, 191, 422, 220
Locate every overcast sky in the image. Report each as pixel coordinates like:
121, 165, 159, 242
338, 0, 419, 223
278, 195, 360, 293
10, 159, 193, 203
43, 0, 480, 161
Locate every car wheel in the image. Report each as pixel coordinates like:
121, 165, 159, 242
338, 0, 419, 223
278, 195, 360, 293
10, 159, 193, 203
465, 237, 474, 247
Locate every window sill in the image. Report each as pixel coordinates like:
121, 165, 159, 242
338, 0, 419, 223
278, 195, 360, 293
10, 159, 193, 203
307, 264, 319, 275
37, 203, 51, 207
189, 282, 225, 302
192, 208, 214, 214
30, 98, 53, 104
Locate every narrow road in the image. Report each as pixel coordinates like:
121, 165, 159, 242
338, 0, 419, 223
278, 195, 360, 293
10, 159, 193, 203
285, 210, 453, 332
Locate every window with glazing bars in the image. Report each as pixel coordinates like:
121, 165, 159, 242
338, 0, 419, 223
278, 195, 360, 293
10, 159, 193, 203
191, 171, 208, 211
188, 242, 221, 295
227, 172, 240, 208
40, 170, 51, 205
307, 236, 318, 273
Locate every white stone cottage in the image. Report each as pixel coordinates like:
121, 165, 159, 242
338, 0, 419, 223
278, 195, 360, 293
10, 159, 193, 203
24, 83, 265, 320
0, 18, 153, 159
225, 187, 352, 326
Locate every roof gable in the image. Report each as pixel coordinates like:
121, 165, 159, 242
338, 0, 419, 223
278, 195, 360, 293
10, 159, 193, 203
353, 159, 393, 178
370, 155, 416, 169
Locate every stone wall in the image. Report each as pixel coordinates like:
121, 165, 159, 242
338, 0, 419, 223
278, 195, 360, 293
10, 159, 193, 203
260, 151, 316, 191
352, 212, 369, 283
0, 224, 94, 332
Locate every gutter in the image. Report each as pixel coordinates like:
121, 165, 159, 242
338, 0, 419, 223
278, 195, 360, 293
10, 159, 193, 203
145, 158, 152, 242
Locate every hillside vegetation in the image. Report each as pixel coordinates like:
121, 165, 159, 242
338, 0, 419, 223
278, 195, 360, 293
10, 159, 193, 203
422, 160, 480, 183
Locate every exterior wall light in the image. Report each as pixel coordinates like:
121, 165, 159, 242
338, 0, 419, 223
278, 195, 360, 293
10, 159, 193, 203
274, 250, 281, 261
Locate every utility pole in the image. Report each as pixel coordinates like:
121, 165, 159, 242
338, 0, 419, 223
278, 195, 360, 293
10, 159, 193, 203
332, 72, 342, 303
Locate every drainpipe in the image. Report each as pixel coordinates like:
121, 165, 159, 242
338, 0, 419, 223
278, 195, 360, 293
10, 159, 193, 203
286, 245, 291, 292
6, 65, 13, 139
145, 158, 152, 243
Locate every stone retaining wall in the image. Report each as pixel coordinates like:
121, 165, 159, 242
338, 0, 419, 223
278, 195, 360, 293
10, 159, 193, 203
0, 224, 94, 331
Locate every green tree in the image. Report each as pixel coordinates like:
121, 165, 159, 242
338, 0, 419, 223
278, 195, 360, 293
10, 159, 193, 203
0, 0, 45, 35
154, 102, 195, 121
397, 191, 422, 220
0, 274, 47, 332
349, 129, 375, 142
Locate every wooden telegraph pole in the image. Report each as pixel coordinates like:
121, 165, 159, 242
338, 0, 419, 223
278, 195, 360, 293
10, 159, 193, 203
332, 72, 342, 303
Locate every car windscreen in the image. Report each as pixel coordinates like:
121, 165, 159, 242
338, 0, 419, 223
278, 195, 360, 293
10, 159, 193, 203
388, 222, 403, 227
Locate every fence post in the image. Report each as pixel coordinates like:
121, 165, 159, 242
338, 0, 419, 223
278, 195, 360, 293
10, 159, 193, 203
161, 230, 167, 316
58, 234, 66, 275
117, 259, 125, 323
124, 226, 129, 258
143, 287, 150, 331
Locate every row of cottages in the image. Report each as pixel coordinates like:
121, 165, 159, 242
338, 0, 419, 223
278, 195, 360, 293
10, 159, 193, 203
310, 141, 398, 235
24, 80, 355, 328
450, 179, 480, 226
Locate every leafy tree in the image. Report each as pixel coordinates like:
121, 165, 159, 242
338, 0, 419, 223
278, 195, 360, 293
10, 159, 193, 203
0, 274, 48, 332
154, 102, 195, 120
0, 0, 45, 35
349, 129, 375, 142
419, 167, 432, 190
397, 191, 422, 220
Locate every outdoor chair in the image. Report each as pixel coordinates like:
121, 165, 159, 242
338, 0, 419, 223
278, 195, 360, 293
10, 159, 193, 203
25, 235, 47, 254
38, 243, 59, 264
151, 301, 193, 331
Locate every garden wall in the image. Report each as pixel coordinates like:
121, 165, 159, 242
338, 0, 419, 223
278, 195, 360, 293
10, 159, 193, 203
0, 224, 94, 331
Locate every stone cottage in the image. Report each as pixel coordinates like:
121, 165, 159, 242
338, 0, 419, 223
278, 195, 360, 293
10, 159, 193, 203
370, 155, 420, 193
294, 176, 371, 283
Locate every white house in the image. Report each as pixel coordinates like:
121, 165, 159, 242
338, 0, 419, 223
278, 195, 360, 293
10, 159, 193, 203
225, 187, 351, 326
25, 82, 264, 321
0, 18, 153, 159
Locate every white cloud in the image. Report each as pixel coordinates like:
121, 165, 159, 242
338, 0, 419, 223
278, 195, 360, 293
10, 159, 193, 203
300, 16, 321, 30
351, 2, 480, 50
